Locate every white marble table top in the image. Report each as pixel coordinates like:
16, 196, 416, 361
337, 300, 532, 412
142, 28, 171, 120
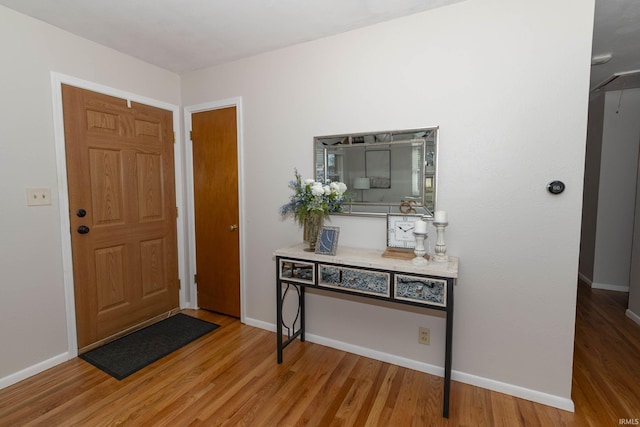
274, 243, 458, 279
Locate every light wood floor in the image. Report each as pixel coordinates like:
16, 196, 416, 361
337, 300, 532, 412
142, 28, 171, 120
1, 282, 639, 426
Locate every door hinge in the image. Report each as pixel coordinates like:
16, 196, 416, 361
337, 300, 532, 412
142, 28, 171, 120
190, 130, 193, 141
178, 279, 182, 290
173, 132, 176, 143
194, 274, 198, 284
176, 206, 179, 218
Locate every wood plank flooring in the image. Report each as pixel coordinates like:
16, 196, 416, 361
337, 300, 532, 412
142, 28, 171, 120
1, 281, 639, 426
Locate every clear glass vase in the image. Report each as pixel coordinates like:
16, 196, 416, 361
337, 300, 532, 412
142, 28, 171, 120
303, 213, 324, 252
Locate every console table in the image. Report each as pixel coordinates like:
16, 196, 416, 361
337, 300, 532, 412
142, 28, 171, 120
274, 243, 458, 418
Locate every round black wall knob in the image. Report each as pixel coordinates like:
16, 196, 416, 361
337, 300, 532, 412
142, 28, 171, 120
547, 181, 566, 194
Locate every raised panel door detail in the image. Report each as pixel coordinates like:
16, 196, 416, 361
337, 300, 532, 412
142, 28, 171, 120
140, 238, 166, 297
89, 148, 124, 225
318, 265, 390, 297
394, 275, 446, 307
136, 153, 164, 221
95, 245, 127, 312
86, 110, 119, 134
134, 119, 161, 139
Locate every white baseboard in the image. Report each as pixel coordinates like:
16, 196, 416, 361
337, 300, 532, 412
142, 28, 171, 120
307, 331, 445, 378
243, 317, 276, 332
579, 273, 629, 292
245, 318, 575, 412
577, 272, 592, 286
0, 352, 69, 390
591, 282, 629, 292
453, 370, 574, 412
626, 309, 640, 326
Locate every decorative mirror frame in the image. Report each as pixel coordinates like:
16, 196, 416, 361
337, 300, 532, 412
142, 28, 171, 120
314, 127, 438, 217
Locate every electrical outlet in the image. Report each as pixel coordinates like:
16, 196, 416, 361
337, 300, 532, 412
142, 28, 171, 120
419, 327, 430, 345
26, 188, 52, 206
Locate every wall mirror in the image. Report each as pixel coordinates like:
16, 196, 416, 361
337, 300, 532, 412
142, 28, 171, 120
314, 127, 438, 217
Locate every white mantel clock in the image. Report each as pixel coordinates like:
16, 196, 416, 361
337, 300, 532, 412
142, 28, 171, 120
386, 213, 423, 248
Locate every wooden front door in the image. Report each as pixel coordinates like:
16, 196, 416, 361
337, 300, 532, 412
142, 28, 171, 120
62, 85, 180, 351
191, 107, 240, 317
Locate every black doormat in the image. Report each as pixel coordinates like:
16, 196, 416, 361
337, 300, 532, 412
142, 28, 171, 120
80, 313, 219, 380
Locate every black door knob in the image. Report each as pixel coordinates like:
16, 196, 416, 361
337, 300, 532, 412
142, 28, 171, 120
76, 209, 87, 217
77, 225, 90, 234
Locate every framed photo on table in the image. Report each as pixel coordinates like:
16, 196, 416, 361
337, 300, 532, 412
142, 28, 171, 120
315, 226, 340, 255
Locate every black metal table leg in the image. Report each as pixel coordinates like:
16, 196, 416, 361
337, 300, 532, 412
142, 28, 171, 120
276, 262, 284, 364
443, 279, 454, 418
300, 285, 305, 342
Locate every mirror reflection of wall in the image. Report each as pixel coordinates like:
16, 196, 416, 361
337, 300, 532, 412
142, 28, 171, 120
314, 127, 438, 216
365, 149, 391, 190
352, 177, 370, 202
327, 153, 343, 183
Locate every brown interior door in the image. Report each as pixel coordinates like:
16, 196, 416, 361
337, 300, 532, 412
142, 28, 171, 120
192, 107, 240, 317
62, 84, 180, 351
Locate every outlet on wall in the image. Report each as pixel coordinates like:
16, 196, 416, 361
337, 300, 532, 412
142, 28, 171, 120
419, 327, 430, 345
26, 188, 52, 206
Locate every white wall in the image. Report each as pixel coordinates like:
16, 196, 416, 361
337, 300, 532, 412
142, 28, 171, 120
181, 0, 593, 409
0, 5, 180, 382
592, 89, 640, 291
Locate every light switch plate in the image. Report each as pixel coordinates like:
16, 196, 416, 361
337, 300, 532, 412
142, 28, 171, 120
27, 188, 52, 206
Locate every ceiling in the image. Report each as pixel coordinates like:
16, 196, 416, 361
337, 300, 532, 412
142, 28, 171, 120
0, 0, 464, 73
1, 0, 639, 91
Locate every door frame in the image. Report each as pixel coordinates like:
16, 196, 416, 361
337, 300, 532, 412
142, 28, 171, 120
50, 72, 187, 357
184, 99, 246, 322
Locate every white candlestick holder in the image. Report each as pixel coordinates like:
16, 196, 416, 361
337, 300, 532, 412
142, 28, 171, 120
412, 231, 428, 265
433, 221, 449, 262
